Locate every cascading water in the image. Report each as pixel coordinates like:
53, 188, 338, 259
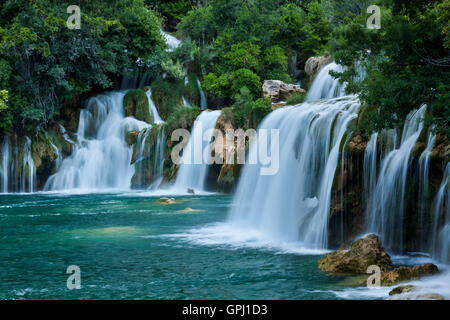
363, 133, 379, 210
1, 136, 10, 193
365, 105, 427, 252
417, 129, 436, 249
0, 136, 35, 193
146, 89, 164, 124
173, 110, 221, 192
161, 30, 181, 52
306, 62, 346, 101
431, 163, 450, 262
196, 78, 207, 109
44, 92, 149, 191
229, 96, 360, 249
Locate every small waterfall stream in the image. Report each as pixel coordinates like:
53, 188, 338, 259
432, 164, 450, 262
1, 136, 10, 193
173, 110, 221, 193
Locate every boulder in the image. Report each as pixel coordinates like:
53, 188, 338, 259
187, 188, 195, 194
157, 197, 175, 205
262, 80, 305, 103
305, 55, 332, 76
381, 263, 439, 286
318, 234, 392, 274
389, 285, 417, 296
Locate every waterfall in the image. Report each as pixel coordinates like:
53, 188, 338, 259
146, 89, 164, 124
161, 30, 181, 52
431, 164, 450, 262
364, 133, 379, 211
196, 78, 207, 109
306, 62, 346, 101
173, 110, 221, 192
418, 129, 436, 249
1, 136, 10, 193
365, 105, 427, 252
229, 95, 360, 249
45, 92, 149, 191
0, 136, 35, 193
22, 137, 35, 193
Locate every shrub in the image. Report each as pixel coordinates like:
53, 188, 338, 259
230, 69, 261, 100
286, 92, 306, 105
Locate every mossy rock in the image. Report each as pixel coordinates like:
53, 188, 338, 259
126, 131, 139, 146
151, 79, 184, 121
183, 73, 201, 107
123, 89, 153, 123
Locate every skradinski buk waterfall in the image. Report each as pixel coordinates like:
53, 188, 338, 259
365, 105, 427, 252
44, 92, 150, 191
173, 110, 221, 193
228, 61, 359, 249
432, 163, 450, 262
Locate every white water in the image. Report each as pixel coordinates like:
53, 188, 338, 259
172, 110, 221, 193
146, 89, 164, 124
1, 136, 10, 193
45, 92, 149, 191
363, 133, 379, 213
418, 129, 436, 249
161, 30, 181, 52
229, 95, 360, 249
366, 105, 427, 252
0, 136, 35, 193
306, 62, 346, 101
432, 163, 450, 262
196, 78, 207, 109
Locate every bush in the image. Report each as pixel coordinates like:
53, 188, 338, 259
151, 79, 184, 120
230, 69, 261, 100
183, 73, 201, 107
123, 89, 152, 123
286, 92, 306, 105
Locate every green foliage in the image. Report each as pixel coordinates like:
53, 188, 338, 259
151, 78, 184, 120
123, 89, 152, 123
262, 46, 291, 82
150, 0, 195, 21
230, 69, 262, 100
331, 0, 449, 135
286, 92, 306, 105
0, 0, 166, 133
183, 73, 201, 107
165, 105, 201, 134
161, 59, 186, 81
231, 87, 271, 129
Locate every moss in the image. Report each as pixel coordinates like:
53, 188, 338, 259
184, 72, 201, 107
123, 89, 153, 123
286, 92, 306, 105
151, 78, 184, 121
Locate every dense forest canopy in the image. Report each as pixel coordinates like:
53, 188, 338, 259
0, 0, 448, 136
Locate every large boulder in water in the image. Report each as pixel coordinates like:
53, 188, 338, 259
262, 80, 305, 102
318, 234, 392, 274
305, 55, 332, 76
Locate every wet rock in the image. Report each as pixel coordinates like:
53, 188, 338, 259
157, 197, 175, 205
178, 207, 203, 213
380, 263, 439, 286
389, 285, 417, 296
318, 234, 392, 274
187, 188, 195, 194
305, 55, 332, 76
388, 293, 445, 300
345, 134, 368, 156
262, 80, 305, 102
126, 131, 139, 146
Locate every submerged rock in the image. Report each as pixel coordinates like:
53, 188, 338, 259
157, 197, 175, 205
262, 80, 305, 102
178, 207, 203, 213
380, 263, 439, 286
318, 234, 392, 274
389, 285, 417, 296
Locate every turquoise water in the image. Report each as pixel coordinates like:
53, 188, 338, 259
0, 193, 382, 300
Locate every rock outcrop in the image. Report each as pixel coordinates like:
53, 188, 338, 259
305, 55, 332, 76
123, 88, 153, 123
380, 263, 439, 286
262, 80, 305, 102
318, 234, 392, 274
